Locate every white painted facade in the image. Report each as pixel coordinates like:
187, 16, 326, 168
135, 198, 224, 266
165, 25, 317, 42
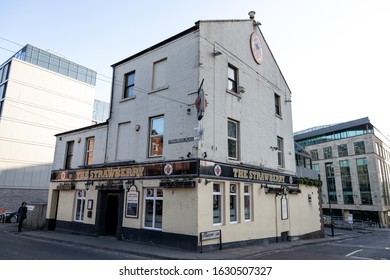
0, 53, 96, 210
47, 17, 322, 251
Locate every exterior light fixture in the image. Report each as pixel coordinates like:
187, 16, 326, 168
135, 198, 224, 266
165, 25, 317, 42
125, 179, 134, 191
85, 180, 93, 191
187, 152, 192, 158
248, 11, 256, 20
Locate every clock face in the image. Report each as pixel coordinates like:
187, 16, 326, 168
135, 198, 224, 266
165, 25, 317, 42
250, 32, 263, 64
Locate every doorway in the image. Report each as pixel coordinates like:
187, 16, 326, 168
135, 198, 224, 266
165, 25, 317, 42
105, 193, 119, 235
96, 190, 124, 236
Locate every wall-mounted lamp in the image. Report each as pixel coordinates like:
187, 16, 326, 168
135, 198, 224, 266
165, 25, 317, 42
270, 146, 279, 151
203, 152, 207, 158
254, 21, 261, 26
212, 50, 222, 56
205, 179, 211, 185
125, 179, 134, 191
308, 194, 312, 203
238, 86, 245, 94
135, 124, 141, 131
248, 11, 256, 19
187, 152, 192, 158
85, 180, 93, 191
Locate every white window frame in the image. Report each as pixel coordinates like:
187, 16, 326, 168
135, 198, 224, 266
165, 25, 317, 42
277, 136, 285, 168
84, 137, 94, 166
124, 71, 135, 99
213, 183, 223, 226
244, 184, 252, 221
143, 188, 163, 230
74, 190, 86, 222
229, 183, 238, 223
228, 119, 239, 160
149, 116, 164, 157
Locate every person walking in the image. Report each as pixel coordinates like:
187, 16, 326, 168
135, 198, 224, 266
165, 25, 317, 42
17, 202, 28, 232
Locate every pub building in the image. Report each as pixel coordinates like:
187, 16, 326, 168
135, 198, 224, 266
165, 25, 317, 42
46, 13, 323, 251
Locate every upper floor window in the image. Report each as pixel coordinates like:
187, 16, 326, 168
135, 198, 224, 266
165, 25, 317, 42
274, 93, 281, 117
84, 137, 95, 166
124, 71, 135, 99
311, 150, 319, 160
323, 147, 333, 159
277, 136, 285, 167
338, 144, 348, 157
152, 58, 167, 90
64, 141, 74, 169
354, 141, 366, 155
149, 116, 164, 157
228, 119, 239, 160
227, 64, 238, 93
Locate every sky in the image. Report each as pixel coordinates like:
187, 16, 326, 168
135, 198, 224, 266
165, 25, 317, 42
2, 0, 390, 137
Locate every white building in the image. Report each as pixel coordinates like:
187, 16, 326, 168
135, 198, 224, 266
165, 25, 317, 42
47, 13, 323, 251
0, 45, 97, 210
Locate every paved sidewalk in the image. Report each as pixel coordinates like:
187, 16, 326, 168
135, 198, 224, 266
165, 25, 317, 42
0, 223, 371, 259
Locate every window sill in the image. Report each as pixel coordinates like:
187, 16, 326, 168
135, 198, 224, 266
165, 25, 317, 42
120, 96, 136, 103
226, 89, 242, 99
149, 85, 169, 94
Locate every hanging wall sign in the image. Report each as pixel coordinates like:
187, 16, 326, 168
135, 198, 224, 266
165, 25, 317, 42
126, 185, 139, 218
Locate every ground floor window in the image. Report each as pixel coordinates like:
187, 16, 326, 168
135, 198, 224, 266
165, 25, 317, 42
213, 183, 223, 225
244, 184, 252, 221
74, 190, 86, 222
230, 184, 238, 223
144, 188, 163, 230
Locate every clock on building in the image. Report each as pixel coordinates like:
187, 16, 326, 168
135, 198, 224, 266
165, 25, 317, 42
250, 32, 263, 64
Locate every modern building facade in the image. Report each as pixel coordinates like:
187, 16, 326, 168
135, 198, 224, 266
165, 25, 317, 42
46, 13, 323, 251
0, 44, 97, 210
295, 117, 390, 228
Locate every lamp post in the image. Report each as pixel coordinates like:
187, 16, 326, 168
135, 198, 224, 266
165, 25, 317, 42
327, 186, 335, 237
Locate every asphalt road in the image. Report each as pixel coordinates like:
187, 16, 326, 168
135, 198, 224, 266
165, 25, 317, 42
0, 230, 150, 260
243, 229, 390, 260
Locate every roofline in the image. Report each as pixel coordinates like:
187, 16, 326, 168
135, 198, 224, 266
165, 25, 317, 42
111, 22, 200, 67
55, 121, 108, 137
294, 117, 372, 141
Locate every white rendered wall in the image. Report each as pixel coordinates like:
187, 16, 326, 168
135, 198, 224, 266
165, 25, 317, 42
0, 59, 95, 190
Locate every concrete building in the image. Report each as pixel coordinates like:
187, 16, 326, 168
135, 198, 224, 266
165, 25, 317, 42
47, 13, 323, 251
295, 117, 390, 228
0, 44, 97, 210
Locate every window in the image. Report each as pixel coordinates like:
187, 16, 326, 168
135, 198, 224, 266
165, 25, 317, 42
227, 64, 238, 93
64, 141, 74, 169
228, 119, 239, 160
144, 188, 163, 229
325, 163, 337, 204
149, 116, 164, 157
323, 147, 333, 159
357, 158, 372, 205
244, 185, 252, 221
340, 160, 353, 204
310, 150, 319, 160
277, 136, 284, 167
152, 58, 167, 90
74, 190, 86, 222
229, 184, 238, 223
124, 71, 135, 99
338, 144, 348, 157
274, 93, 281, 117
354, 141, 366, 155
213, 184, 223, 225
84, 137, 94, 166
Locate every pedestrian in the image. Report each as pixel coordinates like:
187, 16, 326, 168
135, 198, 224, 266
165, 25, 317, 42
17, 202, 28, 232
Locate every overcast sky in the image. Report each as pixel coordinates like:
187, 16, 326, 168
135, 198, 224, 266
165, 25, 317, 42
2, 0, 390, 136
